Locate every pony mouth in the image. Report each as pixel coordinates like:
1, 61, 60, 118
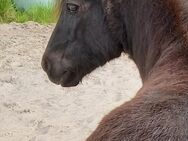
46, 68, 81, 87
60, 80, 79, 87
60, 71, 80, 87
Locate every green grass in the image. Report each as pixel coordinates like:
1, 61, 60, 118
0, 0, 57, 24
0, 0, 16, 23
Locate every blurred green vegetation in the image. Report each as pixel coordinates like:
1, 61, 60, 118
0, 0, 57, 24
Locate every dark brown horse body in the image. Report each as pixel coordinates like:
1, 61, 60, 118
42, 0, 188, 140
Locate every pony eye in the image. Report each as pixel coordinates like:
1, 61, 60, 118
66, 3, 79, 14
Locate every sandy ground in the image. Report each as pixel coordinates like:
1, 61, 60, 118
0, 22, 142, 141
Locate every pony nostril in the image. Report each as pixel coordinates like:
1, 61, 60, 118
62, 70, 69, 75
61, 69, 71, 81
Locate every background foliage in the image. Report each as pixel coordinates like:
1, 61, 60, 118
0, 0, 58, 24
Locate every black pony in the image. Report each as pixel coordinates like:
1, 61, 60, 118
42, 0, 188, 140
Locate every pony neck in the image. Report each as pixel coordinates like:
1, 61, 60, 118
122, 0, 188, 82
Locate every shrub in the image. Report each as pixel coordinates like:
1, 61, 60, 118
0, 0, 57, 24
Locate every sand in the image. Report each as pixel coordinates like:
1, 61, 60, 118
0, 22, 142, 141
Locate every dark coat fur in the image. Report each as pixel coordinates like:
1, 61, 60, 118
87, 0, 188, 141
